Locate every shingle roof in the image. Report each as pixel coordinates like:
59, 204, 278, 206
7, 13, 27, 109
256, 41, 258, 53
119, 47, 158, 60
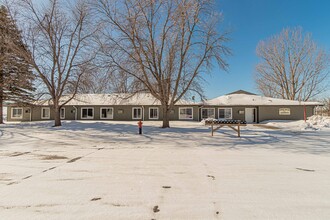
226, 90, 256, 95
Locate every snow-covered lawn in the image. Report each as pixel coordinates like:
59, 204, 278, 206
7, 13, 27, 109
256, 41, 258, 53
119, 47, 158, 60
0, 119, 330, 219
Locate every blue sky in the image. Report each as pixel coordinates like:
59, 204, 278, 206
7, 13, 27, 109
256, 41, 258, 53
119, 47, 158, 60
204, 0, 330, 99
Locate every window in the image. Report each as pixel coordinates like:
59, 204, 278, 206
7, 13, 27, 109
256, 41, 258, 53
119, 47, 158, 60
149, 107, 159, 119
218, 108, 232, 119
201, 108, 215, 119
60, 107, 65, 119
81, 107, 94, 119
132, 107, 142, 119
179, 107, 193, 120
100, 107, 114, 119
11, 108, 23, 119
41, 107, 50, 119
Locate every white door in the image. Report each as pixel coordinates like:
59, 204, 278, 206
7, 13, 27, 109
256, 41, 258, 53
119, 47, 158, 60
245, 108, 255, 123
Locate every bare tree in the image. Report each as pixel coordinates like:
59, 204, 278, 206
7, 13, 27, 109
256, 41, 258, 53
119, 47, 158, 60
322, 97, 330, 116
94, 0, 230, 128
15, 0, 96, 126
255, 27, 329, 101
73, 67, 143, 94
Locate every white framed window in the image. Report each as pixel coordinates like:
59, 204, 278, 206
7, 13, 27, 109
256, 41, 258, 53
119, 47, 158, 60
60, 107, 65, 119
201, 108, 215, 119
81, 107, 94, 119
11, 108, 23, 119
179, 107, 193, 120
132, 107, 142, 119
149, 107, 159, 119
218, 108, 232, 119
100, 107, 114, 119
41, 107, 51, 119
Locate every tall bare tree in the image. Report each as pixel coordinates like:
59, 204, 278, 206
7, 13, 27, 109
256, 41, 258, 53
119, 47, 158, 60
73, 67, 143, 94
94, 0, 230, 128
255, 27, 329, 101
15, 0, 96, 126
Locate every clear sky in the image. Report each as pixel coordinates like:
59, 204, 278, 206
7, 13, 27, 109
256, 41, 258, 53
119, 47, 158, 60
204, 0, 330, 99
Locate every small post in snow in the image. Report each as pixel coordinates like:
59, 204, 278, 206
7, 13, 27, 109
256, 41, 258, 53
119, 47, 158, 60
138, 120, 143, 135
304, 105, 307, 122
211, 121, 214, 136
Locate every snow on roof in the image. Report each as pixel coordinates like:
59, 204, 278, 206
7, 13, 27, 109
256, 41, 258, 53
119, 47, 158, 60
35, 93, 195, 106
33, 92, 322, 106
203, 94, 322, 106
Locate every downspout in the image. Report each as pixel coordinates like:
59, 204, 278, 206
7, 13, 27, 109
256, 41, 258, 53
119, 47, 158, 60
73, 106, 78, 120
142, 106, 145, 121
256, 106, 260, 123
198, 106, 203, 121
29, 107, 32, 122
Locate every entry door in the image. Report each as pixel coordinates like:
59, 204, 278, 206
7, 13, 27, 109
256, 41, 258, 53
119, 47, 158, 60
245, 108, 255, 123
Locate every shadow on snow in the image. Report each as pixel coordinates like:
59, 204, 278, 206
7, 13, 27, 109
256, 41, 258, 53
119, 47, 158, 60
1, 121, 329, 155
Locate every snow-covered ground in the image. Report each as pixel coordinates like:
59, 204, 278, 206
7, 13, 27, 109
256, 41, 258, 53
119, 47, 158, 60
261, 115, 330, 131
0, 119, 330, 219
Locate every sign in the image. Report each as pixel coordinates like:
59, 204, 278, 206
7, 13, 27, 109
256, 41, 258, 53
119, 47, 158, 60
279, 108, 290, 115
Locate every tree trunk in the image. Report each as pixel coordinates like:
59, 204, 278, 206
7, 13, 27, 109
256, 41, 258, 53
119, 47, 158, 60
162, 105, 170, 128
0, 96, 3, 124
0, 72, 3, 124
54, 106, 62, 127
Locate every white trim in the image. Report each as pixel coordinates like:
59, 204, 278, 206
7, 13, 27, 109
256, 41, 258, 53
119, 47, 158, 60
81, 107, 94, 119
132, 107, 142, 119
218, 108, 232, 119
149, 107, 159, 120
179, 107, 193, 120
201, 108, 215, 119
100, 107, 114, 119
41, 107, 51, 119
60, 107, 65, 119
11, 107, 23, 119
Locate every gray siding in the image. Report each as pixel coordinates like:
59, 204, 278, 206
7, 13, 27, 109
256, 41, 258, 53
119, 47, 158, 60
7, 106, 32, 122
258, 106, 314, 122
7, 104, 316, 123
199, 106, 257, 121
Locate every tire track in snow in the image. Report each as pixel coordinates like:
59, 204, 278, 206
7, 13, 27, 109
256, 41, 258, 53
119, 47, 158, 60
6, 145, 109, 186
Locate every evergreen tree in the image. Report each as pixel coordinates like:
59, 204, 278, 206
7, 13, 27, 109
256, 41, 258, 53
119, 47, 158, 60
0, 5, 35, 123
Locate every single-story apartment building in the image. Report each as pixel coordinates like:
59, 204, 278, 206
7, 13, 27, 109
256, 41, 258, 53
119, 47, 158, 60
6, 90, 322, 123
